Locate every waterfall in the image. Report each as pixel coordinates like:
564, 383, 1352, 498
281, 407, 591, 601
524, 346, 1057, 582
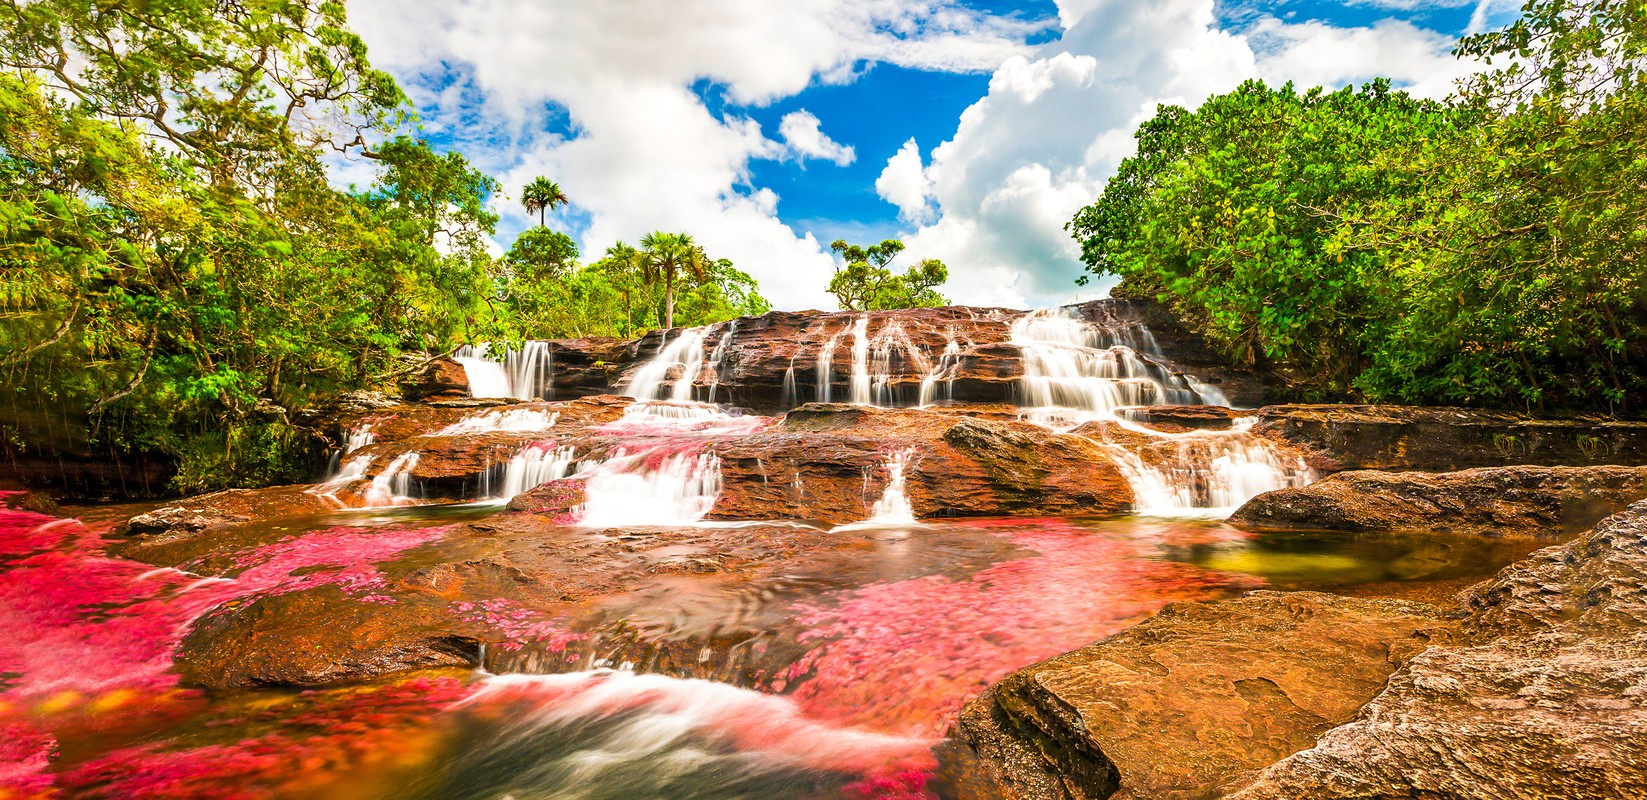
491, 444, 576, 501
816, 325, 848, 403
1012, 308, 1228, 425
344, 424, 377, 454
439, 409, 560, 435
917, 332, 962, 407
865, 448, 917, 524
576, 449, 723, 527
705, 322, 738, 404
361, 452, 420, 508
780, 356, 799, 409
848, 316, 873, 405
625, 329, 707, 403
309, 455, 372, 506
456, 342, 553, 400
1087, 419, 1316, 517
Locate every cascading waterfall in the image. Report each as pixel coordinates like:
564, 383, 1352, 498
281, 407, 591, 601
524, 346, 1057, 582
344, 424, 377, 454
705, 322, 738, 404
309, 455, 372, 506
624, 329, 707, 403
361, 452, 420, 508
780, 355, 799, 409
576, 449, 723, 527
489, 444, 577, 501
917, 332, 962, 407
1014, 307, 1313, 514
848, 316, 873, 405
456, 342, 553, 401
439, 409, 560, 435
816, 325, 847, 403
1012, 308, 1227, 425
865, 448, 917, 524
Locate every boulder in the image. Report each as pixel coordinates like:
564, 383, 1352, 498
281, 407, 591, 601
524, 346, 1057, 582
1119, 405, 1242, 432
948, 591, 1453, 800
1255, 404, 1647, 472
118, 484, 336, 537
1230, 501, 1647, 800
403, 357, 471, 401
1230, 465, 1647, 537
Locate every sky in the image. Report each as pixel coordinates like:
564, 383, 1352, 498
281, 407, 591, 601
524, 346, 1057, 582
345, 0, 1525, 312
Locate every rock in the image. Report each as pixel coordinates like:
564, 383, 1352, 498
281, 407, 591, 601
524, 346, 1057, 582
507, 404, 1137, 524
1, 490, 58, 514
1228, 500, 1647, 800
119, 485, 336, 537
403, 358, 471, 401
949, 591, 1453, 800
175, 586, 482, 688
1119, 405, 1241, 432
541, 337, 630, 399
1230, 465, 1647, 537
1256, 404, 1647, 472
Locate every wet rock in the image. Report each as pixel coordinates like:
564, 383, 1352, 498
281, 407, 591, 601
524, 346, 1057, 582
540, 337, 631, 399
1230, 465, 1647, 537
950, 591, 1452, 800
176, 586, 482, 688
1119, 405, 1241, 432
118, 485, 335, 537
718, 406, 1132, 523
403, 357, 471, 401
1256, 404, 1647, 472
1230, 502, 1647, 800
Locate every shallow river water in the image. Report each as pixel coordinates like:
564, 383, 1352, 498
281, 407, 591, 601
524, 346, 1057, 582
0, 501, 1539, 800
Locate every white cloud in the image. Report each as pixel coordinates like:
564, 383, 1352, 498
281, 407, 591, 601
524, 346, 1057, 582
346, 0, 1493, 313
779, 110, 855, 166
892, 0, 1484, 309
875, 138, 935, 224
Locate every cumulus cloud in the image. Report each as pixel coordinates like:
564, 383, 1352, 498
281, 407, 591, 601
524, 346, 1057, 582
875, 138, 935, 224
890, 0, 1482, 308
347, 0, 1492, 312
779, 110, 856, 166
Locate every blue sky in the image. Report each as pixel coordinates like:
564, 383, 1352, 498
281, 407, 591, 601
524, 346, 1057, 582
350, 0, 1521, 311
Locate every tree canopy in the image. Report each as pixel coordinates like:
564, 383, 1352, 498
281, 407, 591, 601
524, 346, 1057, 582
827, 238, 949, 311
1069, 0, 1647, 413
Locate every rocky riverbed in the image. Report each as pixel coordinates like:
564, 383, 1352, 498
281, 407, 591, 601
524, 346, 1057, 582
6, 300, 1647, 799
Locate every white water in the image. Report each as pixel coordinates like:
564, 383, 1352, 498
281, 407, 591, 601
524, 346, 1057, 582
1100, 420, 1316, 517
361, 452, 420, 508
780, 356, 799, 409
865, 448, 918, 524
576, 450, 724, 527
847, 316, 873, 405
1012, 308, 1227, 425
917, 333, 962, 407
489, 444, 577, 501
344, 424, 377, 454
456, 342, 553, 400
705, 322, 738, 404
815, 325, 848, 403
625, 329, 707, 403
308, 455, 372, 506
439, 409, 560, 435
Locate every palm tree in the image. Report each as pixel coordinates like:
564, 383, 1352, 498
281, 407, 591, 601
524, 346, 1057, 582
638, 231, 710, 329
602, 241, 642, 335
521, 177, 568, 228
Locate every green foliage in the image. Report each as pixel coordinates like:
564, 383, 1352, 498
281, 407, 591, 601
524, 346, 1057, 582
520, 176, 568, 228
827, 238, 950, 311
504, 228, 579, 281
1071, 0, 1647, 412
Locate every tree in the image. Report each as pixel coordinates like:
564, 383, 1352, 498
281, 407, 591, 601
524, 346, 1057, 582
521, 177, 568, 228
638, 231, 710, 329
827, 238, 949, 311
504, 228, 579, 281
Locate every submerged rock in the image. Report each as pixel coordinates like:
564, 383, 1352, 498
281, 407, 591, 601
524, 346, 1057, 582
119, 484, 337, 537
1230, 465, 1647, 537
948, 591, 1452, 800
1256, 404, 1647, 472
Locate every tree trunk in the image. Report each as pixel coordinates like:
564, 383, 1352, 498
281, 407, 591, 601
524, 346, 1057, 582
665, 269, 675, 329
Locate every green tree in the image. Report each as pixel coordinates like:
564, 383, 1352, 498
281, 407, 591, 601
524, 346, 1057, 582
827, 238, 949, 311
521, 177, 568, 228
638, 231, 710, 329
504, 228, 579, 281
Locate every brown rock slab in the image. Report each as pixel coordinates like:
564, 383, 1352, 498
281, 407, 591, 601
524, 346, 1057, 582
950, 591, 1453, 800
1230, 500, 1647, 799
1256, 404, 1647, 472
1230, 465, 1647, 538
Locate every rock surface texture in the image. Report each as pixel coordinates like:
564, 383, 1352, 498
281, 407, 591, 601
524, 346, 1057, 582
949, 592, 1453, 800
1257, 404, 1647, 471
958, 501, 1647, 800
1230, 465, 1647, 537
